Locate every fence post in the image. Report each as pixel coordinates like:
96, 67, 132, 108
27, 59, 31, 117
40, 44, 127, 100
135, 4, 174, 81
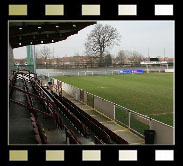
86, 92, 88, 105
85, 91, 87, 105
149, 117, 152, 130
92, 94, 94, 108
80, 90, 81, 101
114, 104, 115, 120
128, 111, 131, 129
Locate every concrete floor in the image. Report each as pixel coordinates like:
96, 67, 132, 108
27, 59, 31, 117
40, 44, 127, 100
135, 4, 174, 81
9, 79, 36, 144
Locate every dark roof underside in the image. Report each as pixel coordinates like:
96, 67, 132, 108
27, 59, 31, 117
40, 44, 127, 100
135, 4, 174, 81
9, 21, 96, 48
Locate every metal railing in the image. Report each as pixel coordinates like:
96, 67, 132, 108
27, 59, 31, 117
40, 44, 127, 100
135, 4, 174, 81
86, 92, 94, 108
114, 104, 150, 137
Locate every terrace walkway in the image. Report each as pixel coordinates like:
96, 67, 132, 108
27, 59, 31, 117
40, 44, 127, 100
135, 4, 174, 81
62, 91, 145, 145
9, 75, 95, 145
9, 79, 35, 144
9, 78, 65, 144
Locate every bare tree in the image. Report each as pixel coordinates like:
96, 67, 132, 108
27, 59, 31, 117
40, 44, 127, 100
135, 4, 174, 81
129, 51, 144, 65
37, 46, 52, 67
85, 24, 121, 66
84, 50, 95, 68
117, 50, 126, 65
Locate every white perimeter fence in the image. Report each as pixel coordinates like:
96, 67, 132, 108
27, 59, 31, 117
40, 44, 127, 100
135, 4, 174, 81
47, 70, 120, 77
46, 68, 170, 77
39, 75, 174, 145
165, 69, 174, 72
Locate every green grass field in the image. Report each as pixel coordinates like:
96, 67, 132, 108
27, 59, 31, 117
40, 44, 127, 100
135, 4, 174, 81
54, 73, 173, 126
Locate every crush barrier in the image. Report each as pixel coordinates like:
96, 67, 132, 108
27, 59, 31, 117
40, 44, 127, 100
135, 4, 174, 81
115, 105, 150, 136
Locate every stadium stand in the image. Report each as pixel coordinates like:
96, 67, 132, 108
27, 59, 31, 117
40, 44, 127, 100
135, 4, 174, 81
43, 87, 90, 139
9, 70, 130, 144
48, 90, 128, 144
37, 119, 48, 144
95, 136, 105, 144
64, 125, 82, 144
55, 112, 64, 130
61, 95, 128, 144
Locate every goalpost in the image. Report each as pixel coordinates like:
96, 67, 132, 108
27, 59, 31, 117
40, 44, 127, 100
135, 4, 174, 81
141, 61, 168, 73
78, 71, 94, 76
48, 72, 65, 77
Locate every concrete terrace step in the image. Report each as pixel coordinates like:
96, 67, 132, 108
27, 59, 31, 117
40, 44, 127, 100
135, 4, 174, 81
62, 91, 145, 145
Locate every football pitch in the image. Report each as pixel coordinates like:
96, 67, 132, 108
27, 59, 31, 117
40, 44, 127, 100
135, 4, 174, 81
54, 73, 173, 126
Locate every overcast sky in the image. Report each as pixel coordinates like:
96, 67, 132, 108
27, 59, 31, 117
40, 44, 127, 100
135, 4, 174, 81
13, 21, 175, 59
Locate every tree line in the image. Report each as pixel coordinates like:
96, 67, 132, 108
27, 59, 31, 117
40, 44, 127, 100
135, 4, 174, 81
36, 24, 144, 67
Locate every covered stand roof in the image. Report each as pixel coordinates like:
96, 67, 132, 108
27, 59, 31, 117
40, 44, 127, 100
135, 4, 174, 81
9, 21, 96, 48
